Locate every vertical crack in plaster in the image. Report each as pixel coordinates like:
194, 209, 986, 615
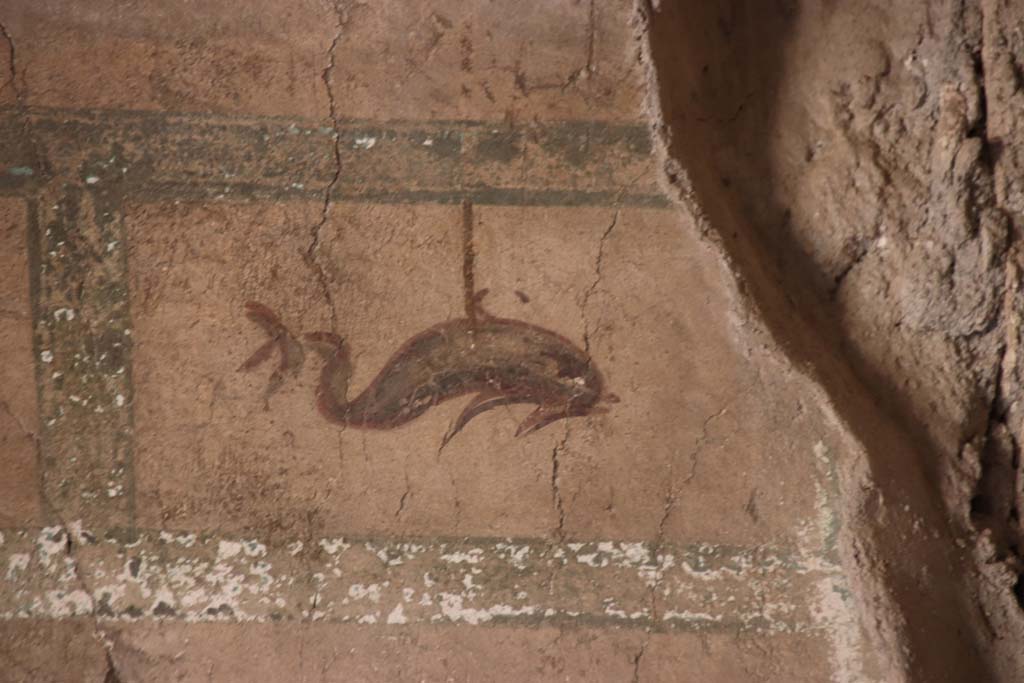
103, 652, 123, 683
395, 462, 412, 520
449, 462, 462, 530
581, 209, 619, 356
307, 2, 345, 328
631, 640, 647, 683
682, 402, 732, 485
654, 471, 675, 565
35, 513, 122, 678
647, 394, 739, 645
550, 426, 569, 540
580, 171, 645, 356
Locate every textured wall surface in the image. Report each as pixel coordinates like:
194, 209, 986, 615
5, 0, 1021, 681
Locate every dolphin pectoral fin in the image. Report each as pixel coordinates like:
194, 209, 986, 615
514, 405, 568, 438
442, 390, 527, 447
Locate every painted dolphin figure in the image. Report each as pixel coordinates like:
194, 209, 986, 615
239, 294, 617, 444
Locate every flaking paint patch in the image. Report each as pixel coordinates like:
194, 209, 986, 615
217, 541, 243, 560
159, 531, 197, 547
319, 538, 349, 554
41, 589, 93, 617
36, 527, 69, 568
0, 526, 832, 634
440, 549, 484, 564
495, 542, 531, 569
436, 593, 538, 625
663, 609, 723, 623
387, 603, 408, 624
6, 554, 30, 580
348, 583, 384, 603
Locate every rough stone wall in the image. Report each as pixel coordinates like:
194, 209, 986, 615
640, 0, 1024, 680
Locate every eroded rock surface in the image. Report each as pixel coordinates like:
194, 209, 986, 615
642, 0, 1024, 680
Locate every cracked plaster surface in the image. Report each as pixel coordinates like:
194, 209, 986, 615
0, 0, 879, 679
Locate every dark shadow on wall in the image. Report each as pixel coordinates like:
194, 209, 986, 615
642, 1, 993, 681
